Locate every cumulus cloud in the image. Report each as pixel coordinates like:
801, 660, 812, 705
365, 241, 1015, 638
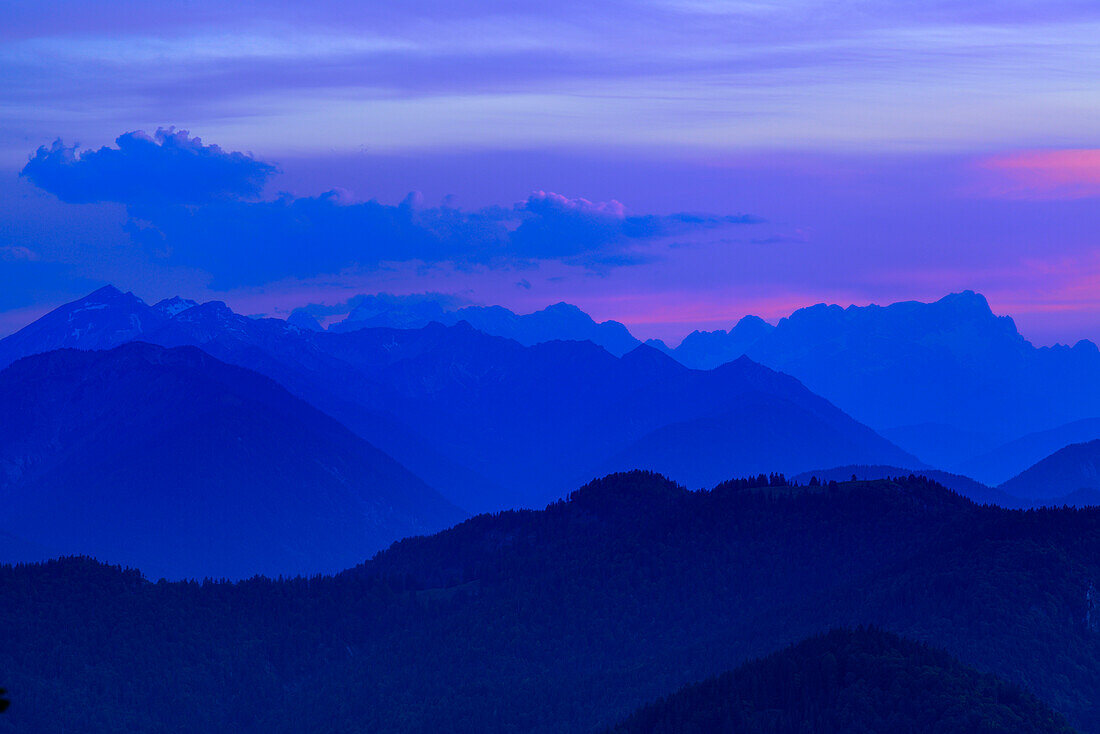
21, 128, 276, 205
511, 191, 758, 260
22, 130, 759, 288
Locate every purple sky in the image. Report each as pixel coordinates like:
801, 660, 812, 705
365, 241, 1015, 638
2, 0, 1100, 345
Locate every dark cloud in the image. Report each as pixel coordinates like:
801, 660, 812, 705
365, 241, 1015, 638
21, 128, 276, 205
22, 130, 759, 288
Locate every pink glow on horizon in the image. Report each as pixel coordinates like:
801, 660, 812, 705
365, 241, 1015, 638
976, 149, 1100, 200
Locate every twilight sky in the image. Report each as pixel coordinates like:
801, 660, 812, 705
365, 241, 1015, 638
2, 0, 1100, 345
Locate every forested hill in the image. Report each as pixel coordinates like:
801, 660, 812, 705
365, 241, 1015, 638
3, 473, 1100, 733
609, 627, 1077, 734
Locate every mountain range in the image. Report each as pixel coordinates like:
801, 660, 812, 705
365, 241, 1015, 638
287, 289, 1100, 477
657, 292, 1100, 457
0, 342, 464, 579
306, 290, 1100, 477
326, 295, 641, 356
0, 286, 923, 512
341, 288, 1100, 477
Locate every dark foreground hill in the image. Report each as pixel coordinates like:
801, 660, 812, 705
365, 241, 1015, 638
0, 343, 464, 579
610, 628, 1077, 734
792, 464, 1013, 506
2, 473, 1100, 733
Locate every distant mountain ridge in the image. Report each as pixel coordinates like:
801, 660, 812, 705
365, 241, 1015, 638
0, 286, 922, 512
655, 291, 1100, 457
321, 289, 1100, 461
0, 342, 465, 579
15, 288, 1100, 469
959, 418, 1100, 486
328, 295, 642, 356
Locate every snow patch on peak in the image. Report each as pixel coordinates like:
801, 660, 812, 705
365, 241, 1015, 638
155, 296, 199, 317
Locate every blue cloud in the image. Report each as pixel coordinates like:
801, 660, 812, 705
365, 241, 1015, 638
22, 130, 759, 287
21, 128, 276, 205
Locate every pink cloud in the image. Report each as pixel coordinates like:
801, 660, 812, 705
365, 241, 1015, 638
975, 149, 1100, 200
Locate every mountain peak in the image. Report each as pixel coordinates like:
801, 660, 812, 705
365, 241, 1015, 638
287, 309, 324, 332
934, 290, 993, 316
78, 284, 145, 308
734, 314, 770, 328
620, 342, 689, 375
153, 296, 199, 317
87, 284, 123, 299
537, 302, 594, 326
0, 286, 164, 369
543, 302, 585, 315
566, 471, 687, 517
181, 300, 233, 318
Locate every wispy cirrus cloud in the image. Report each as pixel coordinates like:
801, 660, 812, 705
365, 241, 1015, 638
20, 129, 759, 287
3, 1, 1100, 161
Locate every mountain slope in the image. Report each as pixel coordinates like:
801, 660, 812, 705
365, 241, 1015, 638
605, 384, 921, 488
0, 285, 167, 368
610, 628, 1076, 734
140, 299, 509, 512
307, 333, 922, 507
332, 298, 642, 355
0, 288, 923, 512
661, 314, 775, 369
0, 343, 464, 579
998, 440, 1100, 503
960, 418, 1100, 486
663, 291, 1100, 445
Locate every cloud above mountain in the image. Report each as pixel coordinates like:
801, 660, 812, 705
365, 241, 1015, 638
20, 129, 758, 287
22, 128, 277, 205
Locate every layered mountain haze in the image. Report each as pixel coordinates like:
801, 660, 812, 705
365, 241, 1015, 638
960, 418, 1100, 487
601, 354, 922, 488
656, 292, 1100, 462
0, 342, 465, 579
0, 287, 922, 511
1, 288, 510, 511
649, 314, 775, 370
328, 296, 642, 356
314, 289, 1100, 471
7, 9, 1100, 732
